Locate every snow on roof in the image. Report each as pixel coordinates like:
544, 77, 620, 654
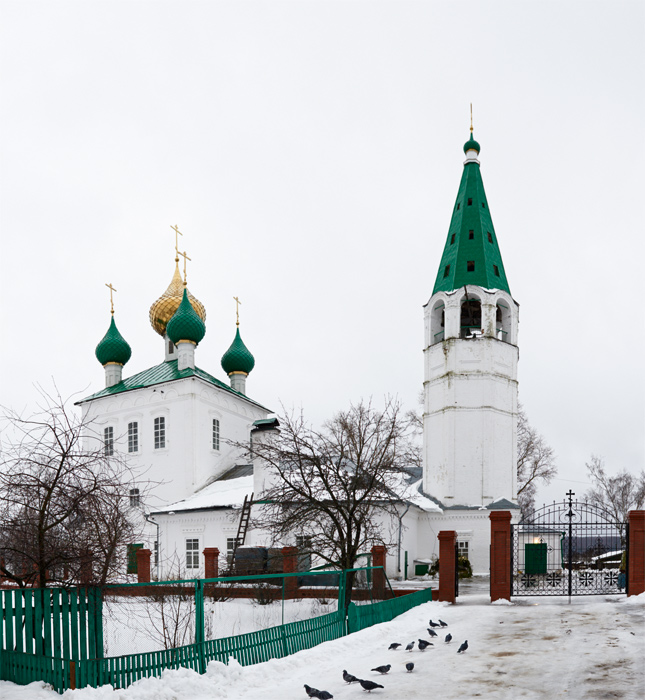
151, 475, 253, 514
399, 478, 443, 513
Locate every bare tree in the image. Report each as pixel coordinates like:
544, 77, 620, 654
584, 455, 645, 526
250, 399, 418, 603
0, 389, 147, 587
516, 405, 557, 518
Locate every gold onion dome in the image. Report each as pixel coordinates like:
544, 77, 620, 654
149, 260, 206, 337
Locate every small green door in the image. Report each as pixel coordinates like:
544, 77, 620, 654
525, 543, 547, 575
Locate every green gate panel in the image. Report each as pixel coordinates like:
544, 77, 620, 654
525, 543, 547, 575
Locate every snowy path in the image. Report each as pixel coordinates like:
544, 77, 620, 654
1, 593, 643, 700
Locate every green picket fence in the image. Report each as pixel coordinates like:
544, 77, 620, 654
347, 587, 433, 633
0, 574, 431, 693
0, 588, 102, 660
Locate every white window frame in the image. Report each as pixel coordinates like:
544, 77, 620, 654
129, 488, 140, 508
128, 421, 139, 453
212, 418, 220, 451
104, 426, 114, 456
186, 538, 199, 570
154, 416, 166, 450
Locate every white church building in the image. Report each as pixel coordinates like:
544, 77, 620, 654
78, 129, 520, 580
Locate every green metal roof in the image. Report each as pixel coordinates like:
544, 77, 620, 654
167, 288, 206, 345
432, 134, 510, 295
221, 327, 255, 375
95, 316, 132, 366
77, 359, 270, 410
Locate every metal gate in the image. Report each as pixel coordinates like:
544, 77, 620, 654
511, 491, 627, 597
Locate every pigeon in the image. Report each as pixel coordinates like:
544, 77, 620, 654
445, 633, 452, 643
343, 670, 360, 684
316, 693, 333, 700
417, 638, 433, 650
388, 642, 402, 650
439, 619, 448, 627
405, 641, 415, 651
359, 679, 384, 693
457, 640, 469, 654
405, 662, 414, 673
426, 628, 438, 637
304, 685, 320, 698
429, 620, 440, 628
371, 665, 391, 675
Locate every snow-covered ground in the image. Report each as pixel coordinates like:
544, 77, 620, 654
2, 588, 643, 700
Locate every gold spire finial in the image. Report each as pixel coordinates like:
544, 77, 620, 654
470, 103, 473, 134
178, 250, 191, 286
105, 282, 117, 315
233, 296, 241, 326
171, 224, 183, 262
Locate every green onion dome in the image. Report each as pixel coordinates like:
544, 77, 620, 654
221, 327, 255, 375
463, 133, 481, 154
95, 316, 132, 366
166, 288, 206, 345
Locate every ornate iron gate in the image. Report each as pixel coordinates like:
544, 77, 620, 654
511, 491, 627, 597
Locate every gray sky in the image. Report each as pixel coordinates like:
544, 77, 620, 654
1, 1, 643, 506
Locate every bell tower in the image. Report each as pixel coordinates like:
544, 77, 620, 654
423, 130, 519, 506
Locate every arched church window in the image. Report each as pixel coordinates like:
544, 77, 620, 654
460, 298, 482, 338
430, 302, 445, 345
496, 302, 511, 342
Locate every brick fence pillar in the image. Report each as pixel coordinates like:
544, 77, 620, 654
371, 545, 387, 599
203, 548, 220, 580
437, 531, 457, 603
627, 510, 645, 597
282, 546, 298, 599
136, 548, 151, 583
490, 511, 512, 602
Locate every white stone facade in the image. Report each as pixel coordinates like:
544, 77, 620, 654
79, 377, 269, 511
423, 285, 519, 507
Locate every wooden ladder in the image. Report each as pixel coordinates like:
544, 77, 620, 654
229, 492, 253, 572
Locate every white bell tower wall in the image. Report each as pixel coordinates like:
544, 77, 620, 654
423, 285, 519, 506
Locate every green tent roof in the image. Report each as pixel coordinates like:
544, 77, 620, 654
432, 135, 510, 295
77, 359, 270, 411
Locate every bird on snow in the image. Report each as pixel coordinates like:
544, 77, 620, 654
405, 641, 415, 651
439, 619, 448, 627
445, 633, 452, 643
371, 665, 391, 675
429, 620, 440, 628
457, 640, 469, 654
417, 639, 433, 651
359, 679, 384, 693
405, 662, 414, 673
343, 670, 360, 684
304, 685, 320, 698
388, 642, 402, 650
426, 628, 438, 637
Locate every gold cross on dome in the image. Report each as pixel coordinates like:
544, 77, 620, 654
105, 282, 117, 315
178, 249, 191, 285
233, 296, 241, 326
171, 224, 183, 258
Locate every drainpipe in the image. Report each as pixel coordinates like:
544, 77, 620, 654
397, 503, 411, 578
144, 512, 160, 581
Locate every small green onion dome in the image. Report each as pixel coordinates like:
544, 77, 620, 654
167, 288, 206, 345
221, 327, 255, 375
463, 133, 481, 154
95, 316, 132, 366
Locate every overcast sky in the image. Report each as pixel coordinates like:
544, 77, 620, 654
1, 1, 643, 506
